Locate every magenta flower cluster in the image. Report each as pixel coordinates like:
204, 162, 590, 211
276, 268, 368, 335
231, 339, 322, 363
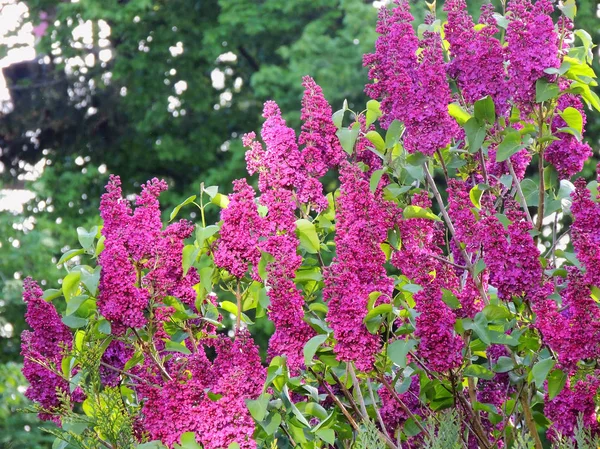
21, 278, 84, 424
98, 175, 199, 334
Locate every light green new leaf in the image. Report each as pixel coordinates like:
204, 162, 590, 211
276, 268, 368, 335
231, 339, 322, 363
448, 103, 472, 125
296, 219, 320, 254
403, 205, 441, 221
62, 272, 81, 302
559, 106, 583, 135
169, 195, 197, 221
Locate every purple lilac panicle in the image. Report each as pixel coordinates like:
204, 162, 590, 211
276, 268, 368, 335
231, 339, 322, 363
505, 0, 560, 111
545, 94, 593, 179
214, 178, 263, 281
141, 331, 264, 449
444, 0, 509, 114
21, 278, 83, 424
324, 161, 395, 371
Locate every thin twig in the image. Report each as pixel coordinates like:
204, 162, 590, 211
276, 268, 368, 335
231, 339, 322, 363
349, 364, 369, 420
423, 162, 489, 305
367, 378, 391, 441
430, 253, 468, 271
507, 159, 534, 224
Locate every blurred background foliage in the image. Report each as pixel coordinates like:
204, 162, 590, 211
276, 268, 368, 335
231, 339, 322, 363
0, 0, 597, 445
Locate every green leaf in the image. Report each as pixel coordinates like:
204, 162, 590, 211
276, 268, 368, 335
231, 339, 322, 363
262, 412, 282, 435
531, 358, 555, 387
556, 126, 582, 141
403, 205, 441, 221
169, 195, 196, 221
496, 129, 525, 162
369, 169, 385, 193
211, 192, 230, 208
66, 295, 89, 316
387, 339, 417, 368
316, 428, 335, 445
332, 109, 345, 129
57, 248, 85, 266
62, 272, 81, 302
62, 315, 88, 329
558, 0, 576, 19
296, 219, 320, 254
196, 225, 219, 246
547, 369, 568, 399
385, 120, 403, 148
464, 364, 495, 380
559, 106, 583, 135
182, 244, 200, 276
98, 319, 111, 335
164, 340, 191, 355
365, 131, 385, 154
520, 178, 540, 206
464, 312, 491, 345
246, 393, 271, 422
304, 334, 328, 367
493, 12, 509, 29
536, 78, 560, 103
474, 96, 495, 124
174, 432, 202, 449
448, 102, 472, 125
474, 259, 486, 277
493, 356, 515, 373
482, 304, 511, 321
464, 117, 486, 153
469, 184, 485, 209
366, 100, 382, 127
336, 125, 360, 155
441, 289, 461, 309
77, 226, 97, 251
43, 288, 62, 301
94, 235, 105, 257
81, 266, 100, 295
363, 303, 393, 322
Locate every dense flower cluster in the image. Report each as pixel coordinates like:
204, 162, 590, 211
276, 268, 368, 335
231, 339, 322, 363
545, 376, 600, 440
363, 0, 417, 130
324, 161, 395, 370
570, 175, 600, 287
545, 94, 593, 178
98, 176, 199, 333
393, 193, 463, 372
535, 270, 600, 370
365, 2, 456, 155
244, 102, 316, 372
298, 75, 344, 210
444, 0, 508, 113
21, 278, 83, 423
214, 178, 263, 280
141, 331, 265, 449
480, 199, 541, 300
505, 0, 560, 110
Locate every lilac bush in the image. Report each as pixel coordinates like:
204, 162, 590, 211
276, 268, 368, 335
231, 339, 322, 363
19, 1, 600, 448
